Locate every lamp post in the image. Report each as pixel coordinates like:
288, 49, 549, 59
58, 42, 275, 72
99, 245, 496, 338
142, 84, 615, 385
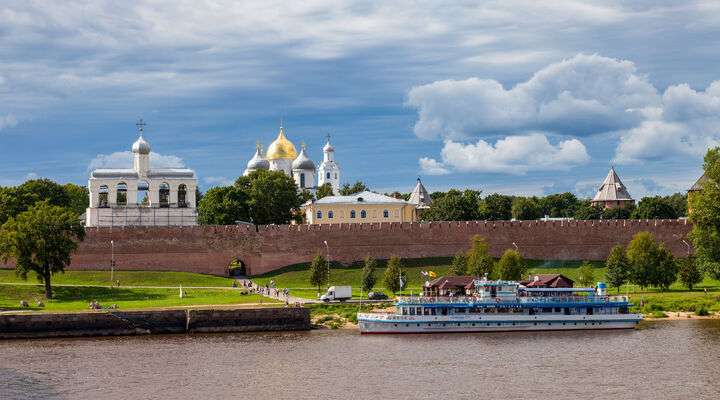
323, 240, 330, 288
681, 239, 692, 257
110, 240, 115, 283
512, 242, 519, 251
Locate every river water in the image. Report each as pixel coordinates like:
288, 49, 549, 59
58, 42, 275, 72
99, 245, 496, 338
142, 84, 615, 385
1, 320, 719, 400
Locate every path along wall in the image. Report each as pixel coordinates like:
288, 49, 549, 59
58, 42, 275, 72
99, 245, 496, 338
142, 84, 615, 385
49, 219, 694, 276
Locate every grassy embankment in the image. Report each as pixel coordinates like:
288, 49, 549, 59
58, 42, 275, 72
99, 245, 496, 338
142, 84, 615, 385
252, 258, 720, 316
0, 269, 275, 312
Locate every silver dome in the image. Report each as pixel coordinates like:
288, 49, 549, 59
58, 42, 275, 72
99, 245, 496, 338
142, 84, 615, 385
292, 147, 315, 170
247, 146, 270, 170
132, 136, 151, 154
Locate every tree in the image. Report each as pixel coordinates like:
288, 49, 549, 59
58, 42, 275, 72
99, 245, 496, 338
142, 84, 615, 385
383, 256, 402, 293
236, 170, 302, 225
422, 189, 482, 221
511, 197, 542, 220
496, 249, 526, 281
690, 147, 720, 280
666, 192, 688, 218
448, 252, 468, 276
309, 254, 328, 292
539, 192, 580, 218
574, 201, 603, 220
678, 257, 703, 291
577, 262, 595, 287
0, 202, 85, 299
0, 179, 74, 225
605, 245, 629, 292
626, 231, 660, 289
316, 183, 334, 199
197, 186, 250, 225
602, 204, 634, 220
479, 193, 513, 220
654, 245, 678, 291
339, 181, 368, 195
466, 235, 494, 278
361, 256, 377, 292
631, 196, 678, 219
62, 183, 89, 216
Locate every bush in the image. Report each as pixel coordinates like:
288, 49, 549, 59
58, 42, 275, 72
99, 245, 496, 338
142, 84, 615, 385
650, 310, 668, 318
696, 306, 710, 316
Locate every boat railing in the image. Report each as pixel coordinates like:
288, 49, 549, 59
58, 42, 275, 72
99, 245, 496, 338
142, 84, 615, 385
397, 295, 629, 305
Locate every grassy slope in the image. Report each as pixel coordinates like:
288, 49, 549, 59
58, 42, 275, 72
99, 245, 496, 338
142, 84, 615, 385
0, 269, 235, 287
0, 285, 274, 312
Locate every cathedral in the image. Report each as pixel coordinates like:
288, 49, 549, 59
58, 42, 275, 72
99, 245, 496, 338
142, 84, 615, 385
244, 125, 340, 194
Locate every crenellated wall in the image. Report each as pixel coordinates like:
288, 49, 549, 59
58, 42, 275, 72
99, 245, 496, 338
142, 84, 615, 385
48, 219, 694, 276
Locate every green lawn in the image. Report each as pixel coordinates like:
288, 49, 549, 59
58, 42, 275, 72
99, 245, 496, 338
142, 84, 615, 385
0, 285, 275, 312
0, 269, 236, 287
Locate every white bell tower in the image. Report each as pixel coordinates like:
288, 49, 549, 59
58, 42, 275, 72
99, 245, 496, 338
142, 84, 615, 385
318, 134, 340, 194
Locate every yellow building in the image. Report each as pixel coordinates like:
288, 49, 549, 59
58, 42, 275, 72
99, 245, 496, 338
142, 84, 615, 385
302, 191, 417, 224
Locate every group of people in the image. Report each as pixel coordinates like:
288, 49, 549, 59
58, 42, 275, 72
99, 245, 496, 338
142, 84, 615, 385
236, 279, 300, 307
88, 300, 118, 310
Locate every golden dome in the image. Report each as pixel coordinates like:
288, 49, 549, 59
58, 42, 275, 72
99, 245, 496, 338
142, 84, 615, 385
265, 126, 298, 160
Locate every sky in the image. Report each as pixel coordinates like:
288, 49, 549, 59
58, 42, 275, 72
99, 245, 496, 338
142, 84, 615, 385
1, 1, 720, 199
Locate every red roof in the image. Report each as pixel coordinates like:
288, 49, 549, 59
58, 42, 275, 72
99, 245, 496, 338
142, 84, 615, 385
521, 274, 574, 288
427, 276, 475, 289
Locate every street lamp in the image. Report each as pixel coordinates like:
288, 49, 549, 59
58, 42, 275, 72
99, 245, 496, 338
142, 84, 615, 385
110, 240, 115, 283
323, 240, 330, 287
681, 239, 692, 257
512, 242, 519, 251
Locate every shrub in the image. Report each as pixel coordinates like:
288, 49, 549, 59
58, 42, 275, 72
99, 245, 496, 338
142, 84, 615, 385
696, 306, 710, 316
650, 310, 668, 318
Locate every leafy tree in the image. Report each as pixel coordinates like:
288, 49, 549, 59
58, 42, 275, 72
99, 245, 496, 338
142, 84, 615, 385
361, 256, 377, 292
577, 262, 595, 287
605, 245, 629, 292
236, 170, 302, 225
198, 186, 250, 225
309, 254, 328, 292
497, 249, 526, 281
316, 183, 334, 199
511, 197, 542, 220
339, 181, 368, 195
654, 245, 678, 291
0, 179, 74, 225
479, 193, 513, 220
466, 235, 494, 278
602, 205, 634, 220
62, 183, 89, 216
666, 192, 688, 218
0, 202, 85, 299
383, 256, 403, 293
626, 231, 660, 289
574, 201, 603, 220
690, 147, 720, 280
422, 189, 482, 221
540, 192, 580, 218
631, 196, 678, 219
448, 252, 468, 276
678, 256, 703, 291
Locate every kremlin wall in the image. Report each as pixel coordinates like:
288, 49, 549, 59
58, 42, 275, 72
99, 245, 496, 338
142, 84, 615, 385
64, 219, 693, 276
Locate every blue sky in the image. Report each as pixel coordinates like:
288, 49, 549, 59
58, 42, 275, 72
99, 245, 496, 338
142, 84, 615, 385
1, 1, 720, 198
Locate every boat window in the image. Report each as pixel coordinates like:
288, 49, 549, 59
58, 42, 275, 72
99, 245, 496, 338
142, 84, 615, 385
409, 307, 416, 315
416, 307, 422, 315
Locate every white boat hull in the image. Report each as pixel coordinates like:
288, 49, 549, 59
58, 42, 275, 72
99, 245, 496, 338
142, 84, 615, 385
357, 313, 642, 334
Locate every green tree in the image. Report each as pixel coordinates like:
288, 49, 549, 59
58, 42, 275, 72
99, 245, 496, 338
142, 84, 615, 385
422, 189, 482, 221
236, 170, 302, 225
0, 202, 85, 299
62, 183, 89, 215
479, 193, 513, 220
654, 245, 678, 291
577, 262, 595, 287
605, 245, 629, 292
626, 231, 660, 289
316, 183, 334, 199
539, 192, 580, 218
198, 186, 250, 225
361, 256, 377, 292
309, 254, 328, 292
448, 252, 468, 276
466, 235, 494, 278
602, 205, 634, 220
631, 196, 678, 219
339, 181, 368, 195
666, 192, 688, 218
678, 256, 703, 291
383, 256, 403, 293
690, 147, 720, 280
0, 179, 73, 225
574, 201, 603, 220
511, 197, 542, 220
496, 249, 526, 281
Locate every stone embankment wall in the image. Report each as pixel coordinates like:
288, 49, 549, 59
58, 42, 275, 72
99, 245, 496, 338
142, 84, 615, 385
55, 219, 693, 276
0, 307, 310, 339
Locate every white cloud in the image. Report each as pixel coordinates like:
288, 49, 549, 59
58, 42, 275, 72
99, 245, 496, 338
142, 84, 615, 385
419, 157, 449, 175
87, 151, 185, 171
422, 133, 589, 175
407, 54, 659, 140
0, 114, 18, 130
204, 176, 234, 186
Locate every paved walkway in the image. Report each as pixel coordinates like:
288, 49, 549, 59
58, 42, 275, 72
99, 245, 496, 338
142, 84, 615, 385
239, 279, 318, 305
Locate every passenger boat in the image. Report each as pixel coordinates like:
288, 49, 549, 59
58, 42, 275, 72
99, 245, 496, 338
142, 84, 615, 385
357, 279, 642, 334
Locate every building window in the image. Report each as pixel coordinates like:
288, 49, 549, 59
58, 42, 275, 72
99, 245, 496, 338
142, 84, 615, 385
98, 185, 109, 208
116, 182, 127, 206
137, 181, 150, 206
334, 173, 337, 179
350, 210, 356, 218
328, 211, 334, 219
300, 173, 306, 188
316, 211, 322, 219
159, 182, 170, 208
360, 210, 367, 218
383, 209, 389, 218
326, 172, 330, 179
178, 184, 188, 208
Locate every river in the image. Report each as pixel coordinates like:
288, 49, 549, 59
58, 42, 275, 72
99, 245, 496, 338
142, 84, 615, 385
1, 320, 719, 400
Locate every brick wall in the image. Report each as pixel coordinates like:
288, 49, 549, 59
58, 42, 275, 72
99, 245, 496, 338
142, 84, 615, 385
46, 219, 692, 276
